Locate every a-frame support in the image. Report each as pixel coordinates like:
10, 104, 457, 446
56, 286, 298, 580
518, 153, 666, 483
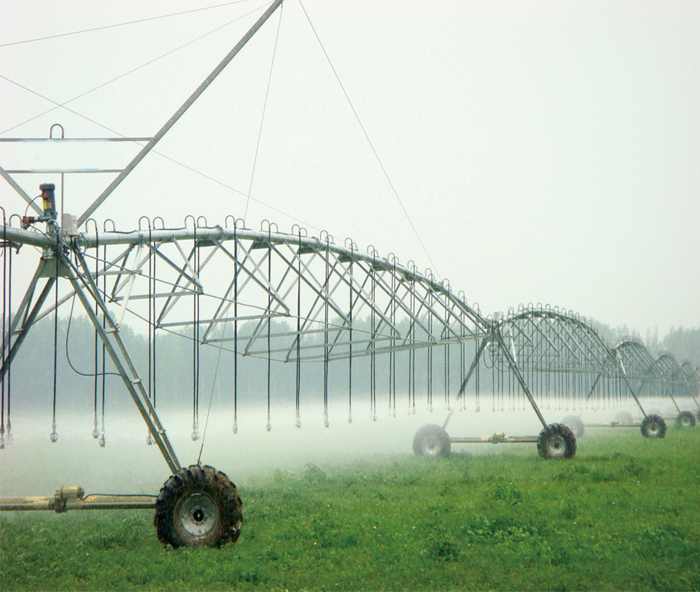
443, 325, 549, 431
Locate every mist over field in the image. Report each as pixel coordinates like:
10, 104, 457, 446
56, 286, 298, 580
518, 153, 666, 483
1, 393, 686, 500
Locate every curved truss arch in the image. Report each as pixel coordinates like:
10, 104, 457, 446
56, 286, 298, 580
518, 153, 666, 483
615, 339, 658, 375
613, 339, 665, 406
655, 353, 696, 400
492, 308, 616, 374
680, 362, 700, 401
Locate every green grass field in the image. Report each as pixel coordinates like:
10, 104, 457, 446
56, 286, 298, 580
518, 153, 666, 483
1, 427, 699, 591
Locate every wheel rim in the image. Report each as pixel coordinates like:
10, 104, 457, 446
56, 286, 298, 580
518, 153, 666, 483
646, 421, 660, 436
421, 435, 441, 457
681, 416, 691, 427
546, 434, 567, 458
176, 492, 219, 539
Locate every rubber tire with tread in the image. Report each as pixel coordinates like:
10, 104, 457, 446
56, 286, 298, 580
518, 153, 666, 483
561, 415, 585, 439
537, 423, 577, 460
413, 424, 451, 458
640, 414, 667, 439
154, 464, 243, 548
676, 411, 696, 428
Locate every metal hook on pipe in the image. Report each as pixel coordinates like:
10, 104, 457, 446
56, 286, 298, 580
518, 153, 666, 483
260, 219, 278, 234
85, 218, 98, 235
49, 123, 65, 139
291, 223, 307, 237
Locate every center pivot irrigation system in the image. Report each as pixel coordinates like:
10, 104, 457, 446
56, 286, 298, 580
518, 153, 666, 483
1, 0, 698, 548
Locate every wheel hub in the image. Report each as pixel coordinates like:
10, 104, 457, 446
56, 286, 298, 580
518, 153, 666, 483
177, 493, 219, 538
422, 436, 440, 457
546, 434, 567, 458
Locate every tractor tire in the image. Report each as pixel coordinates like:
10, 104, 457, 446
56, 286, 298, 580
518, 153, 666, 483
413, 424, 451, 458
537, 423, 576, 460
154, 464, 242, 548
640, 414, 666, 439
561, 415, 585, 439
676, 411, 696, 429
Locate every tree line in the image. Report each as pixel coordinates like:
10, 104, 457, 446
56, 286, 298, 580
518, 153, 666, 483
4, 313, 699, 417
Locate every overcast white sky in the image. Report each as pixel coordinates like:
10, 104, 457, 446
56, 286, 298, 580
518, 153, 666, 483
1, 0, 699, 337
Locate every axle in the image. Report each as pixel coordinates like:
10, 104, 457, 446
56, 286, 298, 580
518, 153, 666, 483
450, 433, 539, 445
0, 486, 156, 513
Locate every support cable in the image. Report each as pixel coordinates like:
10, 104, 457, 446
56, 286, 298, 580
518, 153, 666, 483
197, 320, 228, 466
297, 0, 440, 277
1, 4, 267, 135
1, 10, 315, 233
0, 1, 263, 48
243, 2, 284, 224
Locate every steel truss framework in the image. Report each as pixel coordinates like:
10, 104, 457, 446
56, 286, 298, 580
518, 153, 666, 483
1, 0, 698, 483
614, 341, 698, 416
2, 217, 700, 465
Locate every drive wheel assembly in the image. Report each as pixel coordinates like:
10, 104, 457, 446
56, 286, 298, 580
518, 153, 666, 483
640, 414, 666, 439
561, 415, 584, 439
155, 464, 242, 548
413, 424, 451, 458
675, 411, 696, 429
537, 423, 576, 460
